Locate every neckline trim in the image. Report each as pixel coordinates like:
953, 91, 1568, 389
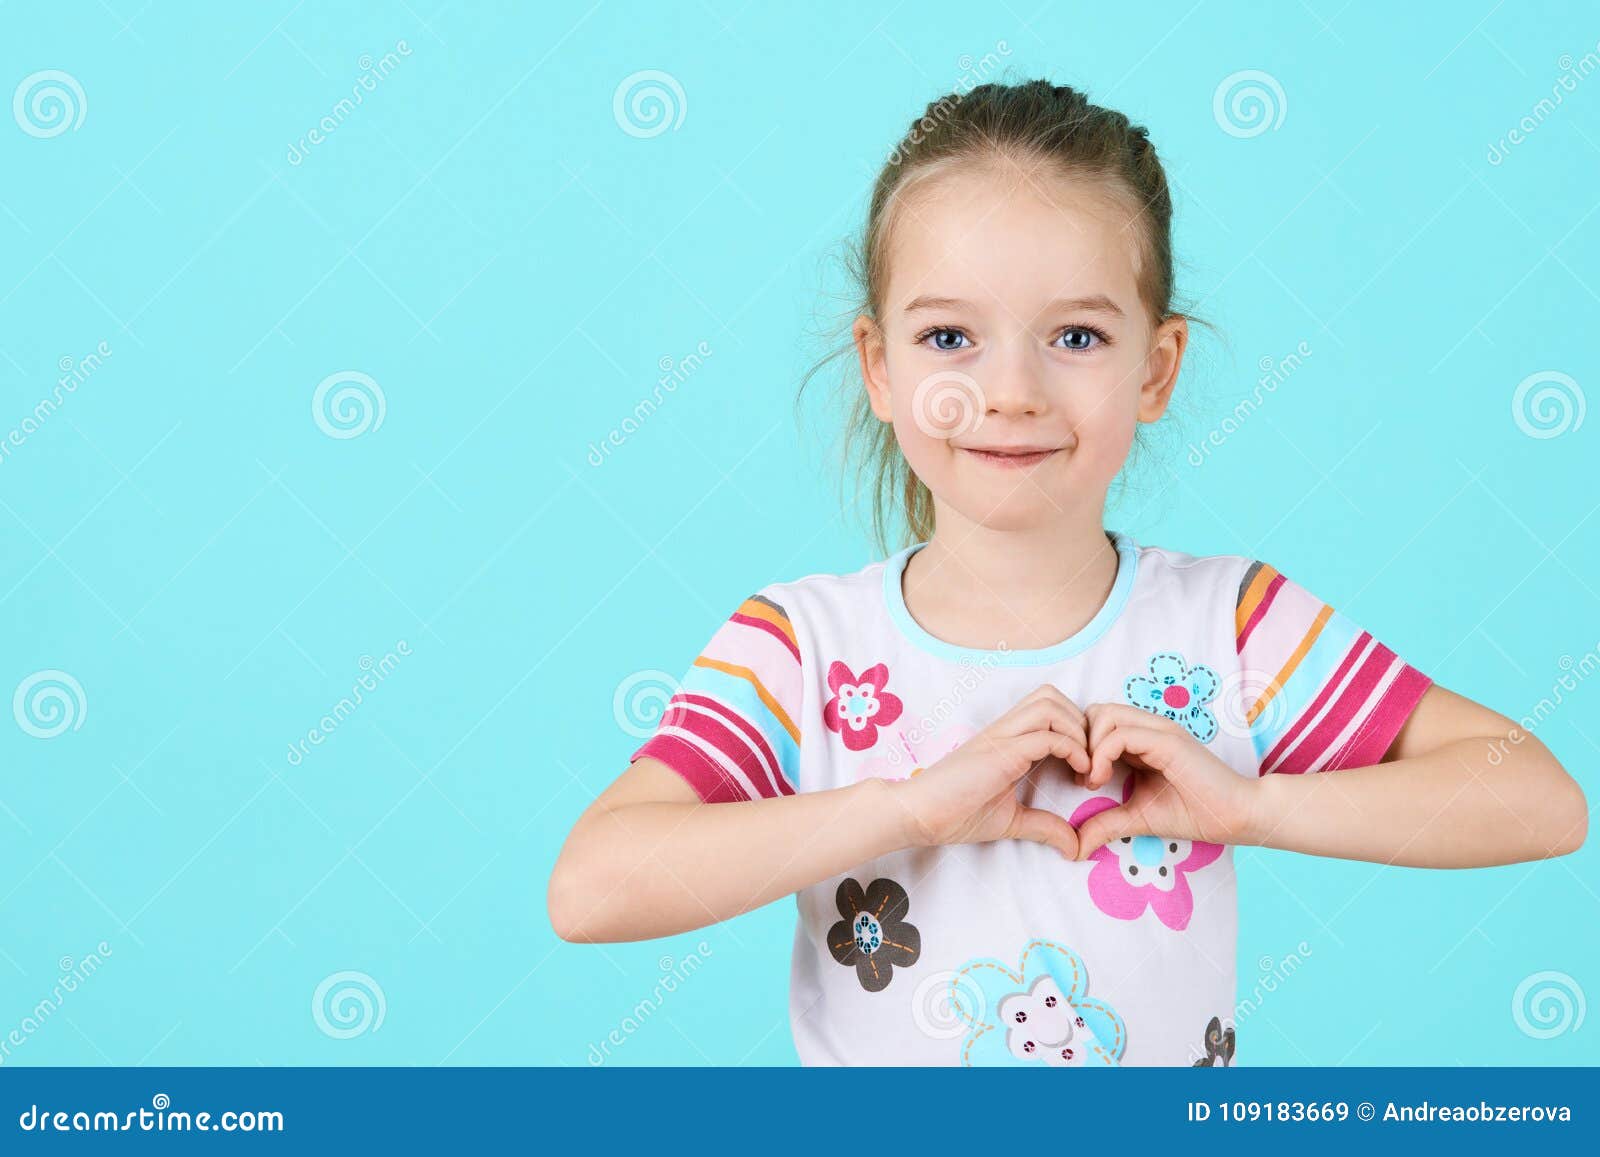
881, 532, 1140, 667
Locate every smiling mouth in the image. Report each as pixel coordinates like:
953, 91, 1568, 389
959, 446, 1061, 469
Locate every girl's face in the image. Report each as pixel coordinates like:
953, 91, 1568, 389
854, 162, 1188, 535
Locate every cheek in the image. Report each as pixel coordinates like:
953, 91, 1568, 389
1068, 365, 1143, 450
889, 406, 954, 484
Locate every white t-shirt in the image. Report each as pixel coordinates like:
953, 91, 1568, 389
632, 532, 1430, 1066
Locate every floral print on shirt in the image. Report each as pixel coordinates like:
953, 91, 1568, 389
826, 876, 921, 992
851, 723, 974, 783
822, 661, 904, 752
1192, 1016, 1236, 1066
1125, 651, 1219, 742
1069, 775, 1225, 931
947, 938, 1126, 1066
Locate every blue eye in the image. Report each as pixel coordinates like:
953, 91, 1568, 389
1056, 327, 1105, 351
918, 327, 970, 351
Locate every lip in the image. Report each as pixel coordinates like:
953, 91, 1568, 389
958, 446, 1061, 469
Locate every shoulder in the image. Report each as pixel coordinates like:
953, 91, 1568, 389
1124, 538, 1257, 607
744, 553, 900, 630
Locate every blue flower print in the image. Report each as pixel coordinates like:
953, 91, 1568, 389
946, 939, 1126, 1067
1124, 651, 1219, 743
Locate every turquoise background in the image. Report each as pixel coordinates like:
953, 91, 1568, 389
1, 0, 1595, 1066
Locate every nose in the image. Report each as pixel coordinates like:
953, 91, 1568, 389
980, 341, 1050, 418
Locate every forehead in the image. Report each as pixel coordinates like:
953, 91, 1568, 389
881, 161, 1145, 316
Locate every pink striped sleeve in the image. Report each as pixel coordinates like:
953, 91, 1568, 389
630, 591, 803, 802
1236, 560, 1432, 775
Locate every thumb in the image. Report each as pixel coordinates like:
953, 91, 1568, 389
1007, 805, 1081, 860
1075, 803, 1146, 861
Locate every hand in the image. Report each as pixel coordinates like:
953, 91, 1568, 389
888, 685, 1091, 859
1073, 703, 1262, 859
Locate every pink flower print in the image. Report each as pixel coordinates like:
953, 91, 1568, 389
822, 661, 903, 752
1068, 777, 1224, 931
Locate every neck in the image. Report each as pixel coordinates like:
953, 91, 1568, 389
900, 503, 1121, 651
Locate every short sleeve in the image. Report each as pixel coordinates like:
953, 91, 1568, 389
1235, 560, 1431, 775
631, 592, 803, 802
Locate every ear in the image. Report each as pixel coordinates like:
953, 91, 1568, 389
1137, 315, 1188, 423
852, 314, 893, 422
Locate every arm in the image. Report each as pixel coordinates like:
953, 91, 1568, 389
1245, 684, 1588, 867
1074, 688, 1587, 868
549, 688, 1091, 942
547, 758, 907, 942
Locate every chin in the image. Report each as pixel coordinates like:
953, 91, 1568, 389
947, 492, 1077, 533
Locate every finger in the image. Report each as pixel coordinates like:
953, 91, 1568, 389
989, 696, 1086, 743
1000, 729, 1090, 782
1084, 704, 1120, 785
1007, 804, 1081, 859
1074, 802, 1148, 860
1006, 684, 1085, 726
1093, 702, 1188, 738
1086, 709, 1181, 789
1091, 724, 1180, 781
1027, 684, 1086, 726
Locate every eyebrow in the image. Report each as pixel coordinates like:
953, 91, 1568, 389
902, 293, 1125, 317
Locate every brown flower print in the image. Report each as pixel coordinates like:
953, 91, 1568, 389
827, 877, 921, 992
1192, 1015, 1236, 1066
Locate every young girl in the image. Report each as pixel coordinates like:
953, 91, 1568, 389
549, 80, 1587, 1066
